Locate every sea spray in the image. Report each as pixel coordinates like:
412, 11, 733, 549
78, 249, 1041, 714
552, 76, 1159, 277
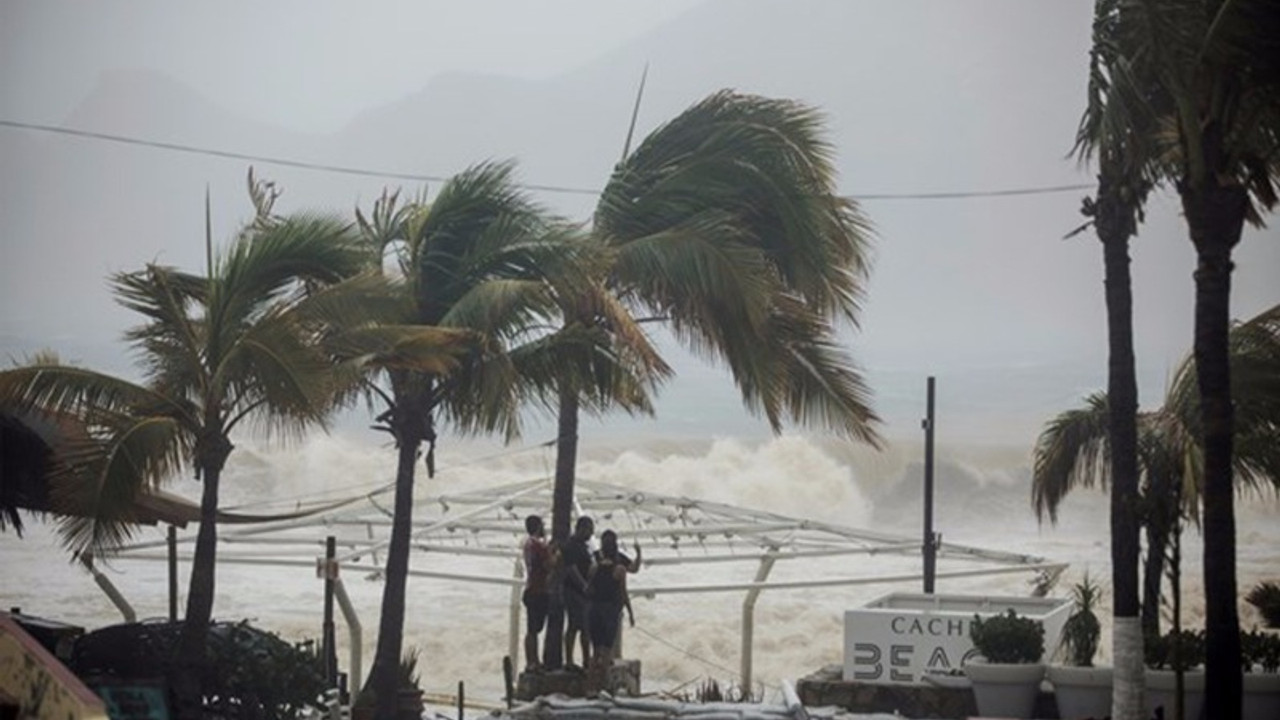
2, 432, 1277, 703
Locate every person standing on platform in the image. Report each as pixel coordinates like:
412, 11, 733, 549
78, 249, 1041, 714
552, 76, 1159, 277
586, 529, 641, 675
521, 514, 551, 672
561, 515, 595, 670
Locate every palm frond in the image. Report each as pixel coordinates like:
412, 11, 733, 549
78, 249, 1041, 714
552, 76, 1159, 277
51, 411, 188, 556
601, 90, 873, 321
1032, 392, 1112, 523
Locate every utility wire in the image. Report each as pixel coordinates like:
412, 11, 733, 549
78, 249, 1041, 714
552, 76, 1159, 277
2, 118, 1093, 201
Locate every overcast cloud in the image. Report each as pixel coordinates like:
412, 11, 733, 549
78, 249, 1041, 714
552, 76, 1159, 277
2, 0, 1277, 443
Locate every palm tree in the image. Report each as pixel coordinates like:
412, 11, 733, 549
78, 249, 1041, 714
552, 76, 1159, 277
0, 185, 365, 716
1094, 3, 1280, 714
348, 162, 584, 718
1072, 2, 1167, 713
1032, 303, 1280, 668
539, 91, 881, 666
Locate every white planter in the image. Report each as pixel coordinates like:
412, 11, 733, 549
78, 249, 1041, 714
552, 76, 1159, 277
1243, 673, 1280, 720
844, 592, 1072, 684
963, 662, 1045, 719
1145, 668, 1204, 720
1046, 665, 1112, 720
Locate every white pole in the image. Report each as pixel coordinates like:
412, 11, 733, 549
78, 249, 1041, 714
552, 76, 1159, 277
81, 554, 136, 622
333, 577, 362, 694
740, 549, 778, 691
509, 557, 523, 670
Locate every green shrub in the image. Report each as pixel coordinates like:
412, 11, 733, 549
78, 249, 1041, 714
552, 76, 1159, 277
970, 609, 1045, 664
70, 619, 326, 720
1241, 630, 1280, 673
1144, 628, 1205, 671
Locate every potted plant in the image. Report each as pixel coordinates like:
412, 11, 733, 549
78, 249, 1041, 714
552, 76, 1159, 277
1144, 628, 1205, 720
1046, 574, 1113, 720
963, 608, 1046, 719
352, 648, 424, 720
1242, 629, 1280, 720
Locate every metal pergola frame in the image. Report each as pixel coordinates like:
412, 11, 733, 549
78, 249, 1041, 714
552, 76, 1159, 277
97, 477, 1066, 693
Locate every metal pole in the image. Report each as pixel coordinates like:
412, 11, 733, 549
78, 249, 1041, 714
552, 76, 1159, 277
323, 536, 338, 686
168, 525, 179, 621
740, 549, 778, 691
923, 376, 937, 594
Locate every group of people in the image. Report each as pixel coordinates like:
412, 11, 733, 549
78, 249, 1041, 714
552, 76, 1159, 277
521, 514, 642, 675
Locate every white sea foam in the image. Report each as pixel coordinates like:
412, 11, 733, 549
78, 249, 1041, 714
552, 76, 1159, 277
2, 431, 1277, 703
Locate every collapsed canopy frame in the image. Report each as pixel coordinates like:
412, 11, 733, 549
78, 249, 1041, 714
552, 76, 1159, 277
103, 476, 1066, 693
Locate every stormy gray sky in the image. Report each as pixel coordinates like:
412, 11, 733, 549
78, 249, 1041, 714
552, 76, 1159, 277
2, 0, 1277, 443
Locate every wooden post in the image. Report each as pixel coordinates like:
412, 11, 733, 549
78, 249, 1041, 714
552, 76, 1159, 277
168, 525, 179, 621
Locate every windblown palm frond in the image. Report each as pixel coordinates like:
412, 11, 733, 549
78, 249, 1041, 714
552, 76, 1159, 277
599, 91, 879, 443
0, 356, 192, 556
1033, 303, 1280, 521
1033, 392, 1112, 523
599, 90, 871, 320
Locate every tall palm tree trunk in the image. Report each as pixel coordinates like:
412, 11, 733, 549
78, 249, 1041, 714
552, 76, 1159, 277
1099, 189, 1144, 720
367, 406, 426, 720
544, 385, 580, 669
551, 385, 580, 544
1141, 486, 1171, 641
1183, 177, 1248, 720
174, 434, 232, 718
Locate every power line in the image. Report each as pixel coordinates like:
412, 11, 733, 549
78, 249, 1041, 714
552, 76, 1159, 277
1, 118, 1092, 201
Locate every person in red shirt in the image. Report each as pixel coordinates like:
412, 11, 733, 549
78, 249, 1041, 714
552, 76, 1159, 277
521, 514, 551, 672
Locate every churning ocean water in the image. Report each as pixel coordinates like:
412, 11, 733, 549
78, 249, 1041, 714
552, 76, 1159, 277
2, 364, 1277, 704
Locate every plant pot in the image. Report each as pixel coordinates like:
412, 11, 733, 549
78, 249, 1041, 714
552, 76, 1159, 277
1243, 673, 1280, 720
397, 688, 425, 720
1145, 668, 1204, 720
963, 662, 1045, 719
1047, 665, 1112, 720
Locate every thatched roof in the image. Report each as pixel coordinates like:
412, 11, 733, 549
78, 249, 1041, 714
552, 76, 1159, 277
0, 410, 339, 535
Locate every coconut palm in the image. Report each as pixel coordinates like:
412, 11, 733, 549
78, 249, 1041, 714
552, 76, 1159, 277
1072, 2, 1168, 712
1092, 2, 1280, 713
0, 190, 365, 715
1032, 304, 1280, 670
537, 91, 881, 666
348, 162, 591, 718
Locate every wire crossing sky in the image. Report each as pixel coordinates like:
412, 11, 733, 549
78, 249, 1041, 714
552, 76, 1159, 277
0, 119, 1092, 201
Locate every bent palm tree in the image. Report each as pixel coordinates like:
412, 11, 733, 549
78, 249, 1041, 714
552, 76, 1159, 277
350, 162, 583, 718
540, 91, 881, 666
1032, 303, 1280, 647
1097, 3, 1280, 713
0, 191, 364, 715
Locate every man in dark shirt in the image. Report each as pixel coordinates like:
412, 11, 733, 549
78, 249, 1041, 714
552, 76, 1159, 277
561, 515, 595, 669
587, 529, 642, 674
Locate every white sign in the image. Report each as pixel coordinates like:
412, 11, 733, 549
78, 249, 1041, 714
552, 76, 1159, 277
843, 593, 1072, 685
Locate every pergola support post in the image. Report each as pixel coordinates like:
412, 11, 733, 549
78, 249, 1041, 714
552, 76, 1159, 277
81, 553, 136, 623
740, 549, 778, 692
508, 557, 523, 670
333, 577, 362, 694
